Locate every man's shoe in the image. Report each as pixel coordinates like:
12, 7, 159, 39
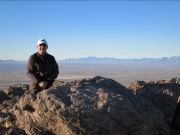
30, 89, 39, 101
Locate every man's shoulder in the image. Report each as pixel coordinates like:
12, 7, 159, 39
29, 53, 37, 57
28, 53, 37, 63
29, 53, 37, 59
46, 53, 55, 59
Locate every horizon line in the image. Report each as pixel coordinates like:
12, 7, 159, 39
1, 55, 180, 61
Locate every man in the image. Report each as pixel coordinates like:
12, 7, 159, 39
27, 39, 59, 92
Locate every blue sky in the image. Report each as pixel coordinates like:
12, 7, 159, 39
0, 1, 179, 60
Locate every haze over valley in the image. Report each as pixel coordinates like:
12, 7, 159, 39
1, 57, 180, 88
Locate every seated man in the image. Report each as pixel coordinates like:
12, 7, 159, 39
27, 39, 59, 92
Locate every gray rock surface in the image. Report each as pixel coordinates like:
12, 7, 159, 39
129, 79, 180, 125
1, 76, 180, 135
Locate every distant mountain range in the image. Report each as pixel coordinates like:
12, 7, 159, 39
0, 59, 25, 64
1, 56, 180, 64
60, 56, 180, 64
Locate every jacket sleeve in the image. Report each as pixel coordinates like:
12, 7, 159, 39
27, 55, 40, 83
47, 56, 59, 82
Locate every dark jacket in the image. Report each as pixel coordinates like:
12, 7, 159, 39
27, 52, 59, 83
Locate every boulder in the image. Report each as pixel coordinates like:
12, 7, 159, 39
13, 76, 171, 135
129, 79, 180, 125
129, 79, 180, 135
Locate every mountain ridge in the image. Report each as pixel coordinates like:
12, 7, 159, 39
1, 56, 180, 64
61, 56, 180, 64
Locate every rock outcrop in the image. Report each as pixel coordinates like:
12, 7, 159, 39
129, 78, 180, 135
0, 76, 180, 135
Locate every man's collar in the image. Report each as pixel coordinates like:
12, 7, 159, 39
37, 52, 48, 57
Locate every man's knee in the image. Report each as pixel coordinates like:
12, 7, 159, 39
29, 82, 41, 91
45, 81, 54, 89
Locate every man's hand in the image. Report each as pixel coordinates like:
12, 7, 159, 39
39, 81, 48, 89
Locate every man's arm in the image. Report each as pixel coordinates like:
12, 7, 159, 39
27, 55, 40, 83
47, 56, 59, 82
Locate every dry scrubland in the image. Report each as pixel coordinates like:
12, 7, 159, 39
0, 62, 180, 87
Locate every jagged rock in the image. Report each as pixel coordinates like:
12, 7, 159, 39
1, 77, 180, 135
129, 79, 180, 126
0, 90, 9, 104
5, 127, 27, 135
170, 77, 180, 84
0, 84, 28, 134
0, 112, 15, 127
13, 76, 171, 135
171, 102, 180, 135
4, 85, 27, 99
0, 84, 28, 111
128, 81, 146, 92
0, 124, 6, 135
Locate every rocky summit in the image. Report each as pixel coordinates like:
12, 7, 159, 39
0, 76, 180, 135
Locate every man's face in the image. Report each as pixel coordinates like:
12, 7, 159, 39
37, 44, 48, 55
